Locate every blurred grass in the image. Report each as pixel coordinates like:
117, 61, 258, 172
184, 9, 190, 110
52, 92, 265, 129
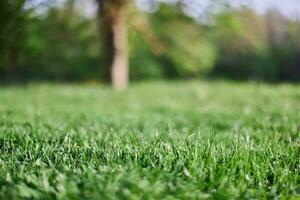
0, 80, 299, 199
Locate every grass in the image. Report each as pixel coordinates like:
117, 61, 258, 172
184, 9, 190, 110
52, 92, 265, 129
0, 80, 299, 200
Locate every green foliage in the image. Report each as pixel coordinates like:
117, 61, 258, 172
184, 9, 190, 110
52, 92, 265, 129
0, 0, 102, 81
21, 2, 101, 81
212, 9, 274, 81
129, 4, 217, 80
0, 81, 299, 199
129, 24, 165, 80
211, 8, 300, 81
0, 0, 28, 74
150, 4, 217, 78
1, 1, 300, 82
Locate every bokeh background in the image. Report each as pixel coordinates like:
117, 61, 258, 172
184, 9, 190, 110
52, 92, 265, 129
1, 0, 300, 83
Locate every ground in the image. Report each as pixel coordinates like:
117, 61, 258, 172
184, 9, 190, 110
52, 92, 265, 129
0, 81, 299, 199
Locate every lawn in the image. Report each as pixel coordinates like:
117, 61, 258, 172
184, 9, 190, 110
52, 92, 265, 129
0, 81, 299, 199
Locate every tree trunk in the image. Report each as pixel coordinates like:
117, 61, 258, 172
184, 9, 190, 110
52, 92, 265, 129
98, 0, 129, 91
110, 7, 128, 90
8, 45, 19, 79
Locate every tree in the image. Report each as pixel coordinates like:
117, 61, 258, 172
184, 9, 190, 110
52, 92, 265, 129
0, 0, 27, 78
96, 0, 129, 90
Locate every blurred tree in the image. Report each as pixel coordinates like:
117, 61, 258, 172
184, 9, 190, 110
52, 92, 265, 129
1, 0, 300, 83
130, 2, 217, 79
96, 0, 130, 90
212, 8, 276, 81
150, 4, 216, 78
22, 0, 100, 81
0, 0, 28, 80
265, 9, 300, 81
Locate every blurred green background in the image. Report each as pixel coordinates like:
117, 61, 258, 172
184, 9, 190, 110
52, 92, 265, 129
1, 0, 300, 83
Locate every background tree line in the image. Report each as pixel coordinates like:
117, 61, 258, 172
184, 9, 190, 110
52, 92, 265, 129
1, 0, 300, 86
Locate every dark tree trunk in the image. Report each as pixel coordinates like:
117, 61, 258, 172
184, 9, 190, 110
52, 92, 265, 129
8, 45, 19, 79
98, 0, 129, 90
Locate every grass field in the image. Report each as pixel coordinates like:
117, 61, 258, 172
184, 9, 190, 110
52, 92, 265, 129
0, 81, 299, 199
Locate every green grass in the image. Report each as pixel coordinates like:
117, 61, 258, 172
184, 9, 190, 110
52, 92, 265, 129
0, 81, 299, 199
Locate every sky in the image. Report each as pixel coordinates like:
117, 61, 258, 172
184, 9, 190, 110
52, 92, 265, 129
230, 0, 300, 18
27, 0, 300, 19
133, 0, 300, 20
